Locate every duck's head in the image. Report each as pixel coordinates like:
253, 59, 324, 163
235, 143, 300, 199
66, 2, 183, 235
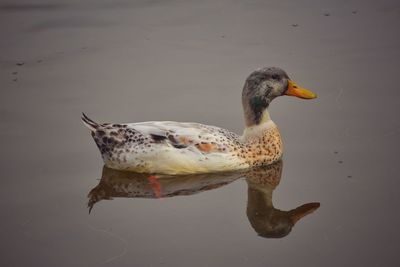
242, 67, 317, 126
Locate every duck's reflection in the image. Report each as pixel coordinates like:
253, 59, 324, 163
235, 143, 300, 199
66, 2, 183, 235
88, 161, 319, 238
245, 163, 319, 238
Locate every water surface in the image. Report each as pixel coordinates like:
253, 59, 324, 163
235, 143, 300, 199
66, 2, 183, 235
1, 0, 399, 266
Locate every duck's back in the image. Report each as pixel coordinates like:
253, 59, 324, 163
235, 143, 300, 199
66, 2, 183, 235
82, 115, 249, 174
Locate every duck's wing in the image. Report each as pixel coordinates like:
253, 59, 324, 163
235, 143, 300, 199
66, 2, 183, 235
82, 114, 247, 173
82, 113, 240, 151
127, 121, 241, 153
124, 121, 248, 173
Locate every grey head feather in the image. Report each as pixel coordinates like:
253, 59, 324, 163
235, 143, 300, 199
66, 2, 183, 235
242, 67, 289, 126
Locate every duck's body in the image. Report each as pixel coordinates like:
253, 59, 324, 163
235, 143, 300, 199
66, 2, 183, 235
82, 113, 282, 174
82, 67, 316, 174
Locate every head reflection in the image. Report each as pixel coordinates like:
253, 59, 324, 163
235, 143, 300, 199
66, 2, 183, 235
88, 161, 319, 239
245, 162, 319, 238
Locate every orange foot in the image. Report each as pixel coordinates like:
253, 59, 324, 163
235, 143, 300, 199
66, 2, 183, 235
147, 175, 161, 198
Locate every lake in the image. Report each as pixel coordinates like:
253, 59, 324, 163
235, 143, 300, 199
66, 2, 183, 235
0, 0, 399, 266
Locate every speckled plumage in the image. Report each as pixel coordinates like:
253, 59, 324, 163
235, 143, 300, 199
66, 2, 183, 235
82, 114, 282, 174
82, 67, 315, 174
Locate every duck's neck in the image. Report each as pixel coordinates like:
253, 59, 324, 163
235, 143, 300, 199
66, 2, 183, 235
242, 91, 272, 127
242, 109, 276, 139
255, 109, 271, 125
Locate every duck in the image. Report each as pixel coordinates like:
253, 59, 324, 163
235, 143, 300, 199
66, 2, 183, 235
82, 67, 316, 174
87, 160, 320, 238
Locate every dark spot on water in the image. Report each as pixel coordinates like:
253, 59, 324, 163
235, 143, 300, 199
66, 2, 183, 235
12, 78, 17, 82
37, 59, 42, 63
334, 151, 338, 154
292, 24, 298, 27
352, 10, 357, 14
16, 62, 24, 66
12, 71, 18, 75
347, 175, 352, 178
338, 160, 343, 164
324, 13, 330, 16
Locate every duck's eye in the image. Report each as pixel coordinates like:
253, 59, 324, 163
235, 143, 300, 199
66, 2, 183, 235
271, 74, 280, 80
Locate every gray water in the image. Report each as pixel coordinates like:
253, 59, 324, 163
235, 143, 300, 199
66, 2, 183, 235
1, 0, 400, 266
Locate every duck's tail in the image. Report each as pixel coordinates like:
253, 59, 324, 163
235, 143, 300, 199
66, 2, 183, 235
81, 113, 99, 132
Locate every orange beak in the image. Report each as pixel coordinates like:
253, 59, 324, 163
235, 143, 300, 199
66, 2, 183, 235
285, 80, 317, 99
